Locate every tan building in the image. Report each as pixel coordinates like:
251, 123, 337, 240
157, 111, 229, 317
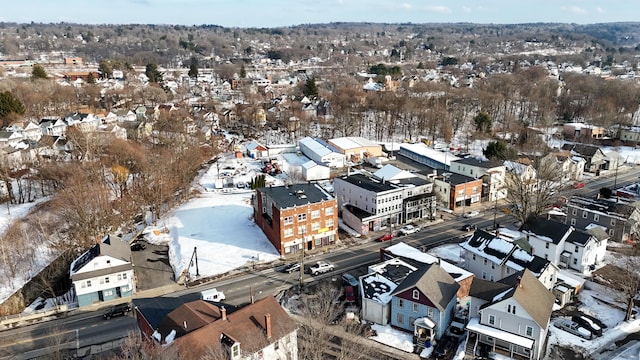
254, 183, 338, 255
328, 136, 383, 163
563, 122, 604, 140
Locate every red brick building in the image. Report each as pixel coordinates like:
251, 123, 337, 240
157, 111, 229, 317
254, 183, 338, 255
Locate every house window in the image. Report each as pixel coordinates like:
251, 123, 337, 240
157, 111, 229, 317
298, 226, 306, 235
398, 298, 404, 308
325, 218, 334, 227
298, 214, 307, 222
582, 211, 588, 219
232, 343, 240, 357
104, 277, 110, 284
611, 219, 616, 226
311, 210, 320, 219
413, 303, 419, 312
490, 275, 495, 281
428, 308, 434, 317
609, 229, 615, 237
484, 259, 487, 265
594, 214, 599, 222
117, 274, 122, 281
526, 326, 533, 336
122, 273, 127, 279
284, 228, 294, 238
274, 341, 279, 350
507, 305, 511, 313
325, 207, 334, 215
284, 216, 293, 225
472, 254, 476, 260
104, 290, 113, 296
489, 315, 495, 325
575, 245, 579, 253
573, 258, 578, 265
512, 306, 516, 314
491, 263, 495, 269
412, 289, 419, 300
86, 280, 91, 287
397, 313, 404, 324
545, 242, 549, 249
80, 282, 86, 288
572, 209, 577, 216
570, 218, 576, 226
311, 222, 320, 231
482, 271, 487, 279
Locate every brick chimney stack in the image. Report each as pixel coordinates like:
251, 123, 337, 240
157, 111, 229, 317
265, 313, 272, 339
221, 306, 227, 321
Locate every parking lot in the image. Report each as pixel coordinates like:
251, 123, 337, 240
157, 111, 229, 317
130, 240, 176, 291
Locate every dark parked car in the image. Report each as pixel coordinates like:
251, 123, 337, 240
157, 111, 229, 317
282, 262, 301, 274
342, 273, 359, 287
433, 336, 456, 358
461, 224, 477, 232
103, 303, 131, 319
130, 242, 146, 251
572, 314, 603, 336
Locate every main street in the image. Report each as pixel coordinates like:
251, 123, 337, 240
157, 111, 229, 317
0, 166, 636, 358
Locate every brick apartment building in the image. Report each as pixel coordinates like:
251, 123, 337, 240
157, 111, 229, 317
254, 183, 338, 255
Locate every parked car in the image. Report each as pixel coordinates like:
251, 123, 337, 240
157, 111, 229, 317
554, 318, 592, 339
130, 242, 146, 251
344, 285, 356, 303
463, 211, 480, 218
377, 232, 394, 242
572, 314, 603, 336
447, 317, 467, 338
461, 224, 477, 232
310, 261, 335, 275
398, 225, 420, 235
282, 262, 301, 274
572, 182, 586, 189
342, 273, 359, 287
433, 336, 457, 358
103, 303, 131, 319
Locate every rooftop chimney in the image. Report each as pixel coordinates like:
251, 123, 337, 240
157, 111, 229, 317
265, 313, 272, 339
221, 306, 227, 321
516, 276, 522, 288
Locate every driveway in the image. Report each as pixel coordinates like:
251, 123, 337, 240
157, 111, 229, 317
130, 241, 176, 291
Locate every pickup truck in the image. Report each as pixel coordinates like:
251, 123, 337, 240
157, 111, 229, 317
309, 261, 335, 275
201, 288, 226, 302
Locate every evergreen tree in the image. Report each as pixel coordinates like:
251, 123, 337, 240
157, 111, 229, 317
303, 77, 318, 97
239, 64, 246, 78
31, 64, 47, 80
483, 140, 517, 161
86, 72, 96, 84
0, 91, 26, 118
188, 57, 198, 79
98, 60, 113, 79
145, 63, 163, 83
473, 112, 493, 133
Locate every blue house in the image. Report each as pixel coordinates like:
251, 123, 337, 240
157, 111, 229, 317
70, 235, 135, 307
390, 263, 459, 349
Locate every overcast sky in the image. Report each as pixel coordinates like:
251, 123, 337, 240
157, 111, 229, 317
3, 0, 638, 27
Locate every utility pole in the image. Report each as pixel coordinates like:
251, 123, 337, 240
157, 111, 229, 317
299, 239, 305, 289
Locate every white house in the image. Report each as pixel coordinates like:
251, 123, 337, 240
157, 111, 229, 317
450, 157, 507, 202
520, 217, 608, 274
70, 234, 135, 307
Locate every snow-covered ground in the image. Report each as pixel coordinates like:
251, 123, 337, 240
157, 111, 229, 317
142, 153, 285, 280
369, 324, 414, 353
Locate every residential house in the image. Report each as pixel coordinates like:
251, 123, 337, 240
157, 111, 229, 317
390, 263, 459, 350
381, 242, 474, 299
433, 170, 484, 211
40, 118, 68, 137
460, 230, 558, 289
253, 183, 338, 255
450, 157, 507, 202
504, 160, 537, 192
398, 143, 460, 171
0, 131, 24, 149
561, 144, 607, 173
360, 257, 417, 326
465, 270, 555, 360
298, 136, 346, 168
562, 122, 605, 141
328, 137, 382, 163
520, 217, 608, 274
21, 121, 43, 142
65, 112, 100, 132
540, 151, 585, 182
333, 169, 436, 235
115, 109, 137, 123
564, 196, 640, 242
136, 295, 298, 360
619, 126, 640, 144
69, 235, 135, 307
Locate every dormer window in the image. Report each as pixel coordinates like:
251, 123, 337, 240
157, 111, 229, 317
232, 343, 240, 358
412, 289, 419, 300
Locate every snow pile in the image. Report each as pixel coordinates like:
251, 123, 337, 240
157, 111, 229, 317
369, 324, 414, 352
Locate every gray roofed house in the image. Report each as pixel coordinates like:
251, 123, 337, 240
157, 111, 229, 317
70, 234, 136, 307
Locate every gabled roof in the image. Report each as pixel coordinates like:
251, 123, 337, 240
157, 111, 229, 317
468, 277, 512, 302
391, 264, 459, 311
373, 164, 416, 182
156, 300, 223, 341
490, 270, 555, 329
561, 143, 601, 157
519, 217, 573, 245
69, 234, 132, 279
174, 296, 297, 357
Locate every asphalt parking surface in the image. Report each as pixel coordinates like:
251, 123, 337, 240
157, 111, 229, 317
130, 241, 176, 291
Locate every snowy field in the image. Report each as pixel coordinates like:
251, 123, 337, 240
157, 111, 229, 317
142, 153, 284, 280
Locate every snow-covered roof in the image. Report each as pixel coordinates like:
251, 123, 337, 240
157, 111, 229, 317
329, 136, 380, 150
373, 164, 415, 181
384, 242, 473, 282
399, 143, 460, 166
361, 272, 398, 304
